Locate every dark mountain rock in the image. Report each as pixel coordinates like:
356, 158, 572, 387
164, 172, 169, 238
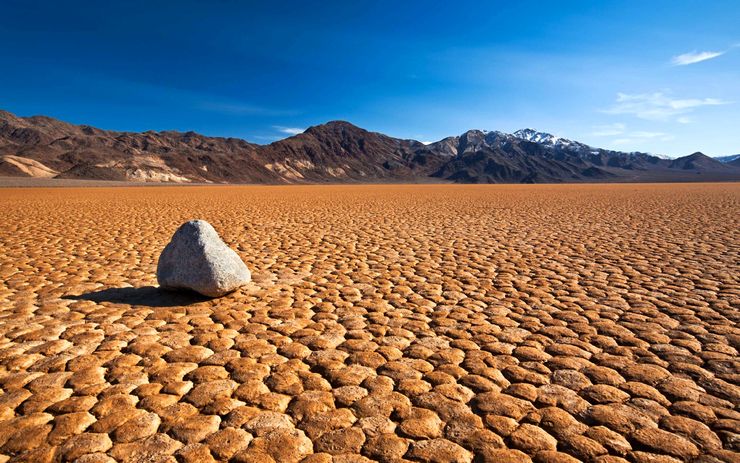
670, 152, 732, 171
1, 110, 739, 184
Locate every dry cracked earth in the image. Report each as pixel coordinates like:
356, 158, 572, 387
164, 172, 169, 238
0, 183, 738, 463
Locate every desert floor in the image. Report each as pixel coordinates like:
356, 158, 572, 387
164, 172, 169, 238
0, 183, 738, 463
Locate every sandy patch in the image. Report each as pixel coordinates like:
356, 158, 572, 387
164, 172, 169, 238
1, 155, 58, 177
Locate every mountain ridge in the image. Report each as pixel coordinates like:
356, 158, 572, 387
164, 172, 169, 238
1, 110, 739, 184
715, 154, 740, 164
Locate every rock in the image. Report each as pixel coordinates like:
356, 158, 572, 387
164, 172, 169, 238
629, 451, 683, 463
446, 421, 505, 453
48, 412, 97, 445
176, 443, 217, 463
112, 412, 161, 443
533, 451, 581, 463
509, 424, 558, 453
301, 454, 333, 463
75, 453, 117, 463
333, 386, 368, 407
485, 414, 520, 437
168, 413, 221, 444
406, 438, 474, 463
352, 392, 411, 418
184, 379, 237, 407
356, 416, 396, 437
299, 408, 357, 440
559, 434, 608, 460
315, 427, 366, 455
474, 392, 535, 420
243, 411, 294, 436
2, 423, 52, 454
157, 220, 251, 297
538, 407, 588, 439
398, 407, 444, 439
631, 428, 700, 459
659, 415, 722, 450
235, 429, 312, 463
621, 364, 670, 386
593, 457, 630, 463
585, 426, 632, 455
477, 449, 532, 463
586, 404, 657, 435
60, 433, 113, 461
109, 433, 183, 462
362, 433, 409, 461
551, 369, 592, 391
581, 384, 630, 404
204, 427, 253, 460
287, 391, 336, 422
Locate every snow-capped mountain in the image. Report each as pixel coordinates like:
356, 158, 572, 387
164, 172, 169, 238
512, 128, 672, 163
715, 154, 740, 163
513, 128, 576, 147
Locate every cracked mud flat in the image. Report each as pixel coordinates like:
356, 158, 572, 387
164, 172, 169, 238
0, 183, 738, 463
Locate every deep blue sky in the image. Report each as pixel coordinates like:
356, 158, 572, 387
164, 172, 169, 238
2, 0, 738, 156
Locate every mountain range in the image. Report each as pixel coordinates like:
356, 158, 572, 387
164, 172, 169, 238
1, 110, 739, 184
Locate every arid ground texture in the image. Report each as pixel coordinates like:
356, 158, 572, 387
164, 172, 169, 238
0, 184, 738, 463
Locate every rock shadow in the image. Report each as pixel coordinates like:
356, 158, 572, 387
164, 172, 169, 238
64, 286, 211, 307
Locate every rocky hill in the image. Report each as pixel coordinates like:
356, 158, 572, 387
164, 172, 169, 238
2, 110, 739, 183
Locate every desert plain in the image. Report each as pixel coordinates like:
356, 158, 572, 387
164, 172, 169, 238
0, 183, 738, 463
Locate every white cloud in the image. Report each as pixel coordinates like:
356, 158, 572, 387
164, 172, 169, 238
630, 131, 673, 140
671, 50, 724, 65
604, 92, 729, 121
677, 116, 692, 124
608, 130, 674, 146
273, 126, 305, 135
593, 124, 675, 143
591, 123, 625, 136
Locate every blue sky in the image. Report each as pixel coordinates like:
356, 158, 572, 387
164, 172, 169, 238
1, 0, 738, 157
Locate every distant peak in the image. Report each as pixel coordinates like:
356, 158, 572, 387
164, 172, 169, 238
304, 120, 364, 135
513, 128, 540, 136
677, 152, 711, 161
514, 128, 557, 141
317, 120, 359, 129
512, 128, 578, 148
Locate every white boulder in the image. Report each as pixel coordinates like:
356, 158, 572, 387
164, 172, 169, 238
157, 220, 251, 297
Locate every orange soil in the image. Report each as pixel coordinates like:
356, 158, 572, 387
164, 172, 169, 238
0, 184, 738, 462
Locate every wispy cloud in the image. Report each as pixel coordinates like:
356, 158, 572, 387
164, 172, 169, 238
671, 50, 724, 66
630, 131, 673, 140
603, 92, 729, 121
273, 126, 305, 135
671, 42, 740, 65
607, 129, 674, 147
591, 123, 625, 136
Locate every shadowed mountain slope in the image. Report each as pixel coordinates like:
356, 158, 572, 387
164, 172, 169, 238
2, 110, 739, 183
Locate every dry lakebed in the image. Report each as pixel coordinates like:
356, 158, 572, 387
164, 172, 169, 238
0, 183, 738, 463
